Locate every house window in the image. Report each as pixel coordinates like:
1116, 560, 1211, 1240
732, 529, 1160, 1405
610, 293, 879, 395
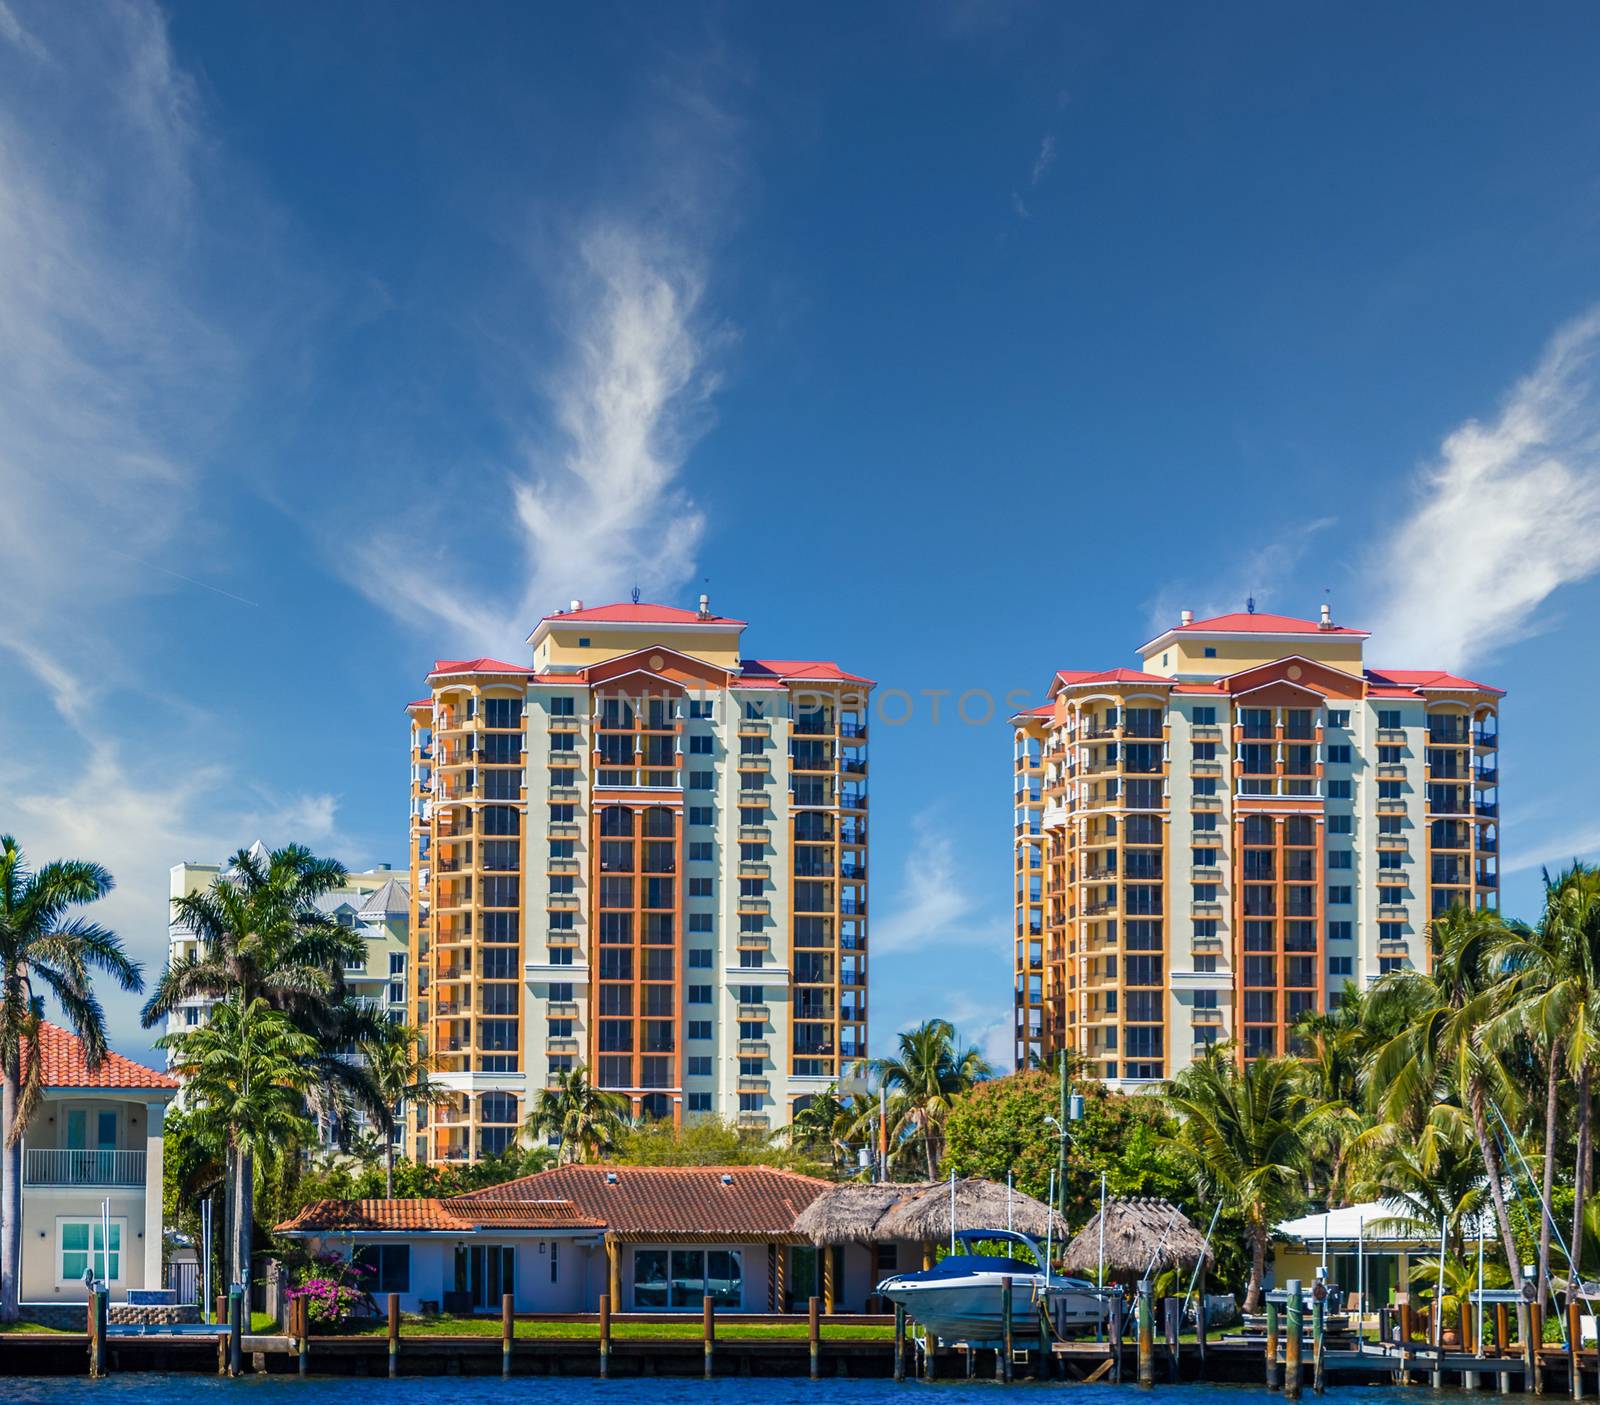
1192, 707, 1216, 726
633, 1248, 742, 1309
688, 842, 714, 862
1327, 780, 1352, 799
1378, 710, 1403, 730
688, 1092, 712, 1113
549, 696, 575, 717
687, 1021, 712, 1041
690, 735, 713, 755
354, 1245, 411, 1294
689, 807, 714, 826
1203, 646, 1217, 658
689, 701, 714, 720
1327, 710, 1350, 728
1327, 745, 1352, 765
61, 1220, 121, 1283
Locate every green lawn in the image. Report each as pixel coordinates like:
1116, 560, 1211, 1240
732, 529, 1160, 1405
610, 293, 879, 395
334, 1315, 893, 1342
0, 1320, 75, 1335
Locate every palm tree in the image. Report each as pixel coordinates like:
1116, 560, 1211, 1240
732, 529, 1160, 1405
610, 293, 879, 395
1350, 1104, 1489, 1255
158, 997, 319, 1287
0, 837, 142, 1324
1493, 864, 1600, 1296
141, 843, 389, 1200
359, 1021, 446, 1197
1163, 1047, 1334, 1312
1293, 988, 1376, 1203
854, 1018, 993, 1178
523, 1063, 629, 1163
788, 1083, 852, 1174
1369, 904, 1525, 1280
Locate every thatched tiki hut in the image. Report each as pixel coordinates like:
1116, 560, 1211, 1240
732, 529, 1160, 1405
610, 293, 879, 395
1060, 1196, 1213, 1290
793, 1179, 1069, 1313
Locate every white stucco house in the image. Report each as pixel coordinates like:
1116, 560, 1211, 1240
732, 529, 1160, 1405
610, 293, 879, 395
15, 1022, 177, 1309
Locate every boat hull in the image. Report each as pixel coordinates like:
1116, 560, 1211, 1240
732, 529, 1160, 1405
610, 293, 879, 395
879, 1273, 1107, 1345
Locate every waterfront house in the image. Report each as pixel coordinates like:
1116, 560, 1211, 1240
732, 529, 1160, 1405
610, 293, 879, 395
276, 1164, 848, 1315
1270, 1200, 1481, 1312
16, 1023, 177, 1309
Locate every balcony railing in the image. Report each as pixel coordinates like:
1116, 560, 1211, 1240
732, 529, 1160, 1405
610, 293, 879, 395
25, 1148, 146, 1187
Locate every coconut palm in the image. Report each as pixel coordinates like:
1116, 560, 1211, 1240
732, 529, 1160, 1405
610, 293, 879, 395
523, 1063, 630, 1163
0, 837, 143, 1324
159, 997, 318, 1287
359, 1020, 447, 1197
1368, 904, 1525, 1280
854, 1018, 993, 1179
1493, 863, 1600, 1296
788, 1083, 853, 1173
140, 844, 389, 1148
1350, 1104, 1490, 1255
1163, 1047, 1335, 1312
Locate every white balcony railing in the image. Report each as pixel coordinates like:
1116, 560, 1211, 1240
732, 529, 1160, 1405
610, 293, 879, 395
24, 1148, 146, 1187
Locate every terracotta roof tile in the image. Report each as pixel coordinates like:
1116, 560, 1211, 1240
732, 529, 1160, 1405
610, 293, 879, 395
540, 603, 746, 627
1175, 611, 1368, 636
274, 1197, 604, 1235
29, 1022, 176, 1091
742, 659, 874, 687
428, 657, 536, 680
1366, 668, 1504, 696
453, 1164, 830, 1238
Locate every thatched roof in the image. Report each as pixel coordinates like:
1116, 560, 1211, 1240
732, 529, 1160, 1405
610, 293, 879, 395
794, 1178, 1068, 1247
1059, 1197, 1212, 1279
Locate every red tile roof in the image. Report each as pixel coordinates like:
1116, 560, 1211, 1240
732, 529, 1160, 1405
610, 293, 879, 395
1175, 611, 1368, 636
274, 1197, 604, 1235
453, 1164, 830, 1239
540, 603, 746, 627
1366, 668, 1504, 696
428, 657, 536, 679
743, 659, 875, 686
30, 1022, 176, 1091
1050, 668, 1171, 692
405, 697, 432, 709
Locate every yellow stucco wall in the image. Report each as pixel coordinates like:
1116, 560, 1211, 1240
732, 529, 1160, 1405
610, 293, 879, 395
1143, 636, 1367, 678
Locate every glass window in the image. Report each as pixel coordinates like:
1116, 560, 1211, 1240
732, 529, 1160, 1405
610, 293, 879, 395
62, 1221, 120, 1282
355, 1244, 411, 1294
633, 1250, 669, 1308
671, 1249, 705, 1308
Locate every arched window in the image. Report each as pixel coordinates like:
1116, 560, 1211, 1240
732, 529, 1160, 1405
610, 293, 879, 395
600, 805, 634, 837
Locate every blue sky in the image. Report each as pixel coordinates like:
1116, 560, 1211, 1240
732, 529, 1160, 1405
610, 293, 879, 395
4, 1, 1600, 1067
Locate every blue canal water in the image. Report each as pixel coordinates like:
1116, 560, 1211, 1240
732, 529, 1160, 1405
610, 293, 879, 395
2, 1382, 1484, 1405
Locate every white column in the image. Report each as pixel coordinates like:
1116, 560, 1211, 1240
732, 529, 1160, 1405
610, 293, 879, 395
144, 1100, 166, 1291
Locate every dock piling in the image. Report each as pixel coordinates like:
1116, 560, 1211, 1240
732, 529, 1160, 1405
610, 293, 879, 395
501, 1294, 514, 1378
1039, 1301, 1052, 1380
1312, 1292, 1325, 1395
1284, 1282, 1303, 1402
704, 1295, 715, 1379
1136, 1280, 1155, 1389
228, 1284, 243, 1379
809, 1295, 821, 1380
1109, 1292, 1124, 1385
88, 1285, 108, 1378
1569, 1301, 1582, 1401
296, 1295, 309, 1376
893, 1303, 906, 1382
1164, 1296, 1181, 1384
599, 1294, 611, 1379
1530, 1301, 1545, 1395
1498, 1303, 1512, 1394
1001, 1277, 1014, 1384
387, 1293, 399, 1378
1266, 1297, 1281, 1391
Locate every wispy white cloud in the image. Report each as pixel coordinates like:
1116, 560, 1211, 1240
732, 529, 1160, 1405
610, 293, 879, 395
1031, 133, 1057, 186
1146, 516, 1338, 638
874, 812, 1009, 956
1503, 822, 1600, 878
1363, 307, 1600, 671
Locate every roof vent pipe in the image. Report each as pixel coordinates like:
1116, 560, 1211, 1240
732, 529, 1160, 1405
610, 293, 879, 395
1179, 609, 1193, 627
570, 599, 583, 613
1319, 602, 1332, 629
698, 593, 711, 618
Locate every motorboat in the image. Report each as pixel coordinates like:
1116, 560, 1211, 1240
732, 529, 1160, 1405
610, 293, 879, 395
876, 1228, 1107, 1345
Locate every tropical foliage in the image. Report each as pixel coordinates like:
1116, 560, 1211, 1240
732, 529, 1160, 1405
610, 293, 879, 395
0, 837, 142, 1324
523, 1063, 630, 1163
851, 1017, 992, 1177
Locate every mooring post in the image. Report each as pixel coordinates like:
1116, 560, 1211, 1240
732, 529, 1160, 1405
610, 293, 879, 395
926, 1330, 939, 1382
1267, 1296, 1281, 1391
1040, 1299, 1053, 1381
1313, 1292, 1326, 1395
1497, 1302, 1512, 1395
227, 1283, 244, 1378
501, 1293, 514, 1378
1110, 1291, 1125, 1385
893, 1303, 906, 1382
1197, 1295, 1209, 1369
297, 1294, 309, 1377
1466, 1299, 1480, 1392
704, 1295, 716, 1380
1164, 1295, 1181, 1383
1001, 1276, 1014, 1384
1569, 1301, 1582, 1402
809, 1295, 821, 1380
87, 1285, 108, 1378
599, 1293, 611, 1380
1285, 1283, 1303, 1402
1531, 1301, 1545, 1396
387, 1293, 400, 1378
1137, 1280, 1155, 1389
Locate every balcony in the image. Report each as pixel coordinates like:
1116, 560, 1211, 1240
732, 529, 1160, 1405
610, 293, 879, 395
25, 1148, 146, 1187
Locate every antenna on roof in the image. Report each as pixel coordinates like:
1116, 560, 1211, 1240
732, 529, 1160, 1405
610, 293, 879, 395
631, 584, 641, 605
1246, 595, 1256, 615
